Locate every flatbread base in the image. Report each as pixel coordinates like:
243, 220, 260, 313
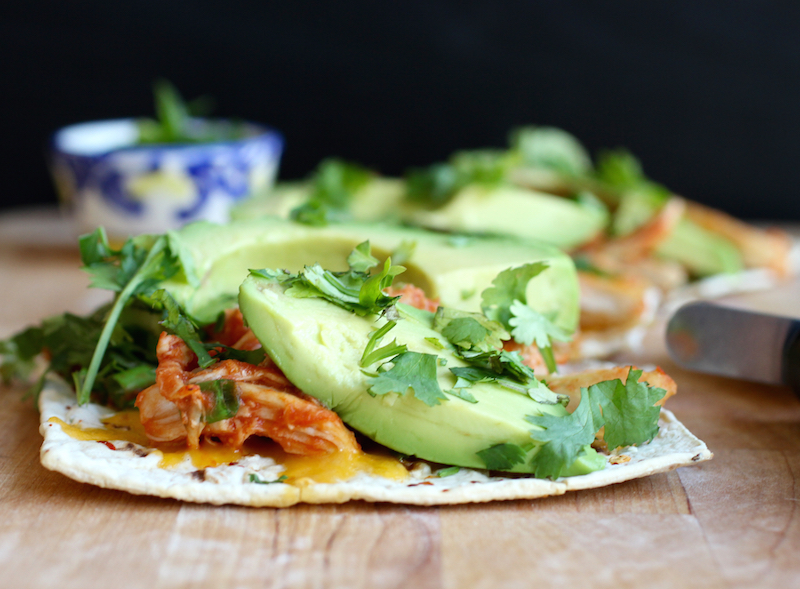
39, 378, 712, 507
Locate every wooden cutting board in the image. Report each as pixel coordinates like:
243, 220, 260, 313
1, 229, 799, 589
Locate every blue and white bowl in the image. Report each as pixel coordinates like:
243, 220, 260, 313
50, 118, 283, 239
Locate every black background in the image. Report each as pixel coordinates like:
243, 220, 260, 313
2, 2, 799, 219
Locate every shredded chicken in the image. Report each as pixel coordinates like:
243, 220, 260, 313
386, 284, 440, 313
577, 271, 654, 333
135, 332, 359, 455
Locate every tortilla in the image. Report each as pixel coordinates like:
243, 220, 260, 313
39, 376, 712, 507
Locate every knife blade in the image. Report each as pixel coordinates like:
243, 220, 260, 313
666, 301, 800, 391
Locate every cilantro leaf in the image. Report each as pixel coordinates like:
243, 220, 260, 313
445, 387, 478, 404
442, 317, 489, 348
359, 257, 406, 311
526, 387, 604, 479
111, 365, 156, 393
405, 150, 514, 206
148, 290, 215, 368
508, 300, 571, 373
480, 263, 549, 327
436, 466, 460, 477
272, 243, 405, 317
433, 307, 508, 352
508, 301, 571, 349
0, 326, 44, 384
347, 240, 379, 273
406, 163, 461, 206
424, 337, 444, 350
249, 474, 288, 484
360, 321, 408, 367
249, 268, 293, 282
449, 356, 562, 405
476, 443, 527, 471
76, 231, 188, 403
290, 159, 373, 226
368, 352, 447, 406
200, 379, 240, 423
587, 369, 666, 450
594, 149, 648, 190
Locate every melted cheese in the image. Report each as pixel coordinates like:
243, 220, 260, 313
50, 413, 408, 484
256, 443, 408, 485
48, 415, 150, 446
156, 440, 247, 470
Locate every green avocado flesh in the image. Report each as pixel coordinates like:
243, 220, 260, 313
402, 185, 608, 251
612, 192, 743, 277
161, 218, 580, 332
235, 181, 607, 252
238, 276, 604, 475
656, 219, 744, 277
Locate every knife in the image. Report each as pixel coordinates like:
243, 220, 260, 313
666, 301, 800, 391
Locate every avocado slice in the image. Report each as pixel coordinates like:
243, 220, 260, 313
238, 275, 604, 475
235, 177, 607, 252
655, 219, 744, 277
161, 218, 580, 332
232, 178, 407, 224
613, 192, 744, 277
400, 185, 608, 251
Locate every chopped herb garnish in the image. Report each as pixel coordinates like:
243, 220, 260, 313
360, 321, 408, 367
481, 262, 548, 327
446, 387, 478, 404
436, 466, 461, 477
507, 301, 571, 374
347, 240, 380, 273
200, 379, 240, 424
76, 228, 186, 403
290, 159, 373, 226
480, 263, 571, 374
525, 369, 667, 479
476, 443, 527, 471
137, 79, 246, 145
406, 150, 514, 207
433, 307, 508, 353
255, 243, 406, 318
368, 352, 447, 407
424, 337, 444, 350
249, 474, 288, 484
572, 256, 613, 277
586, 369, 666, 450
149, 289, 215, 368
526, 390, 604, 480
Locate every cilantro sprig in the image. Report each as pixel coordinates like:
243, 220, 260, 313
430, 291, 563, 405
368, 352, 447, 407
481, 263, 572, 374
252, 241, 405, 318
360, 321, 407, 368
525, 369, 667, 479
406, 149, 516, 207
76, 228, 190, 404
290, 159, 373, 226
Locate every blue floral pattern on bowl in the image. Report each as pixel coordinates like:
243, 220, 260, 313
51, 119, 283, 238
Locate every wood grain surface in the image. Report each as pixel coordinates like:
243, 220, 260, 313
1, 219, 800, 589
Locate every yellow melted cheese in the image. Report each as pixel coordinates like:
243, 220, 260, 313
49, 413, 408, 484
255, 443, 409, 486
